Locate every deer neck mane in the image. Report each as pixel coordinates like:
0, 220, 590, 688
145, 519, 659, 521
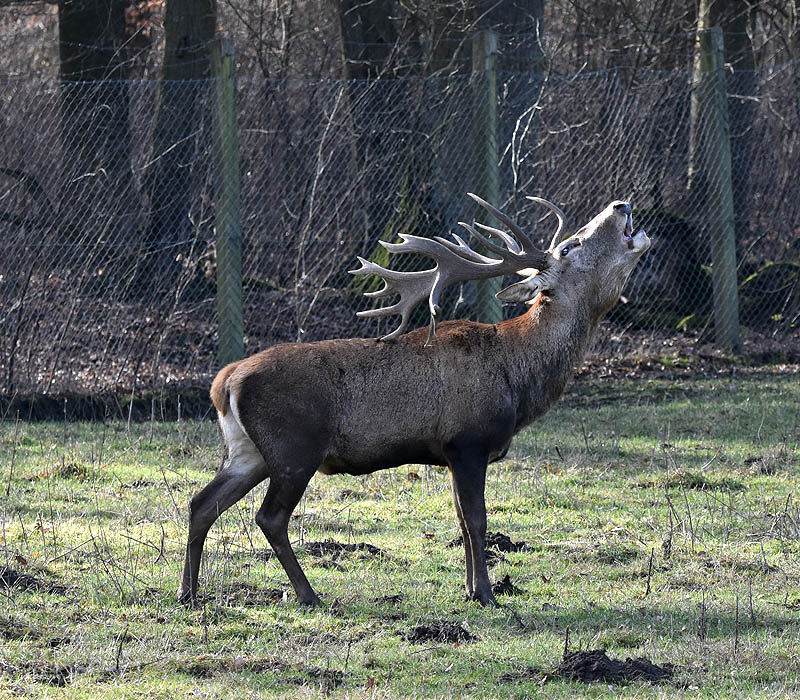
500, 295, 600, 429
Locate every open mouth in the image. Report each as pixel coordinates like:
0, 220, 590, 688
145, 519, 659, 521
623, 213, 633, 241
627, 228, 651, 253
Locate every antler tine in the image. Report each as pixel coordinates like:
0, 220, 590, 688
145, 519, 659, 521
472, 221, 522, 254
526, 196, 569, 249
457, 221, 516, 259
433, 234, 499, 264
466, 192, 536, 252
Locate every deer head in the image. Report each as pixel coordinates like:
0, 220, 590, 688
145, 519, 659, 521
501, 200, 650, 316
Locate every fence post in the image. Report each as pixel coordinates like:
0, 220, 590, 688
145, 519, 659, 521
691, 27, 740, 352
471, 29, 502, 324
210, 38, 244, 365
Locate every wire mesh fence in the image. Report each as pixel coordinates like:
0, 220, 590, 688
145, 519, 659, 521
1, 53, 798, 400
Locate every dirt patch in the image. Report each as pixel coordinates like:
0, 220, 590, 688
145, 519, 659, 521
406, 621, 477, 644
487, 532, 529, 552
556, 649, 673, 684
492, 574, 524, 596
0, 660, 81, 686
174, 656, 343, 689
596, 544, 639, 565
448, 531, 529, 567
180, 661, 217, 678
376, 593, 403, 605
499, 666, 546, 683
375, 593, 406, 619
305, 541, 383, 559
304, 667, 345, 690
485, 550, 505, 567
222, 583, 288, 606
0, 615, 41, 641
0, 567, 44, 590
0, 567, 66, 594
706, 555, 776, 576
448, 531, 529, 553
0, 616, 67, 647
669, 472, 746, 492
314, 558, 345, 571
47, 462, 95, 480
634, 471, 747, 493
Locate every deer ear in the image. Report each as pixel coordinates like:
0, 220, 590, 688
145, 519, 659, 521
496, 273, 544, 303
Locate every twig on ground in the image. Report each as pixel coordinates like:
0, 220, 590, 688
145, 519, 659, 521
5, 412, 19, 498
749, 577, 758, 631
645, 547, 654, 596
115, 625, 129, 674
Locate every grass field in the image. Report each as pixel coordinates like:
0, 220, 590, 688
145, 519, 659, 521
1, 365, 798, 699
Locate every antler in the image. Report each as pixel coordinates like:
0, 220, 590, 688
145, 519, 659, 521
350, 193, 561, 343
526, 196, 569, 250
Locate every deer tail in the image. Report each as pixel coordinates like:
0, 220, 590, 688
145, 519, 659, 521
210, 362, 239, 416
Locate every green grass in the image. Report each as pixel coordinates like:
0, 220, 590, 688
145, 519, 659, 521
0, 368, 798, 698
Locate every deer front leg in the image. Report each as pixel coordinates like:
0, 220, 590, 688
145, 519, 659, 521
449, 469, 474, 598
446, 446, 497, 606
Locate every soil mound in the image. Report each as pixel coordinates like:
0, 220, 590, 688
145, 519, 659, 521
447, 531, 528, 553
305, 541, 382, 559
557, 649, 673, 684
492, 574, 524, 596
0, 567, 43, 590
407, 621, 476, 644
0, 567, 67, 594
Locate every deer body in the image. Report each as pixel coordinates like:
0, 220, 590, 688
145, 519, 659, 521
220, 305, 592, 474
179, 196, 650, 608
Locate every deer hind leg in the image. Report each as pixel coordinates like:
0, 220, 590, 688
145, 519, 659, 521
254, 465, 321, 606
178, 414, 267, 607
446, 445, 497, 606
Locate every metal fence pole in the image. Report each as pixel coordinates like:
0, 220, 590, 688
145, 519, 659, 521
471, 29, 502, 324
211, 38, 244, 365
691, 27, 740, 352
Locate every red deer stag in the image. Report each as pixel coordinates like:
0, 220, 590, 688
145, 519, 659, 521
178, 194, 650, 607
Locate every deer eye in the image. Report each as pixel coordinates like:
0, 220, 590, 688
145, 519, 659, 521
559, 240, 580, 257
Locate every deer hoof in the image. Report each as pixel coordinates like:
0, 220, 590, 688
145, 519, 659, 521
298, 594, 323, 608
468, 590, 498, 607
177, 586, 198, 609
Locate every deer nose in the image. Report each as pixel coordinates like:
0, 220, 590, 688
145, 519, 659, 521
613, 202, 631, 216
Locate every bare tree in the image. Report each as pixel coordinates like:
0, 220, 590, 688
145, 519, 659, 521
58, 0, 134, 252
707, 1, 757, 249
142, 0, 217, 286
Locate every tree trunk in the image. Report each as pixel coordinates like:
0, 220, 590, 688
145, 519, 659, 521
58, 0, 132, 249
689, 0, 755, 249
337, 0, 397, 79
716, 1, 756, 251
335, 0, 400, 255
143, 0, 216, 288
